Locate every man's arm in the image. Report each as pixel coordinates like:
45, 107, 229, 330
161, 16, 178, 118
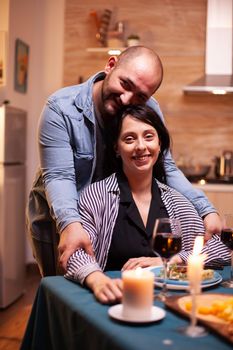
38, 99, 93, 267
58, 222, 93, 271
164, 151, 216, 216
39, 101, 80, 233
163, 150, 222, 236
147, 97, 222, 236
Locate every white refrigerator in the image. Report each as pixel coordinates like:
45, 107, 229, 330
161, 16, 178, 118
0, 104, 27, 308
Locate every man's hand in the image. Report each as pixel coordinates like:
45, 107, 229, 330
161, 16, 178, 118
58, 222, 94, 271
85, 271, 123, 304
203, 212, 222, 241
121, 256, 162, 271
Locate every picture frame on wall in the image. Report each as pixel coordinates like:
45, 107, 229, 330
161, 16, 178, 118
14, 38, 29, 93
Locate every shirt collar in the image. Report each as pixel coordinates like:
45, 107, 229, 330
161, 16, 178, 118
105, 172, 169, 196
116, 171, 133, 203
74, 71, 106, 123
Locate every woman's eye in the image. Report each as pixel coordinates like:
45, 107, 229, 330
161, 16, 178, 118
124, 136, 134, 143
145, 133, 154, 139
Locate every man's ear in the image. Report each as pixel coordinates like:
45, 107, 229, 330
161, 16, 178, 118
105, 56, 118, 74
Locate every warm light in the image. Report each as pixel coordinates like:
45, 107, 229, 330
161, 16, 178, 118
212, 89, 227, 95
135, 266, 142, 276
122, 268, 154, 320
188, 236, 205, 294
193, 236, 204, 256
167, 237, 172, 249
199, 179, 206, 185
107, 49, 122, 55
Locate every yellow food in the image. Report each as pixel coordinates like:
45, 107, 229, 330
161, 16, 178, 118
185, 297, 233, 323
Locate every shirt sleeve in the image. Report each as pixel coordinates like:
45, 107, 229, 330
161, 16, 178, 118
147, 97, 217, 217
65, 185, 104, 284
38, 100, 80, 233
178, 235, 231, 266
161, 185, 231, 266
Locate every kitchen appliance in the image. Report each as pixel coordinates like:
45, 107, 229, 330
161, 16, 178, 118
0, 104, 27, 308
214, 150, 233, 180
184, 0, 233, 94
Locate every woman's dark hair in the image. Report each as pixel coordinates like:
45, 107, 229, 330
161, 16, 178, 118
106, 105, 171, 183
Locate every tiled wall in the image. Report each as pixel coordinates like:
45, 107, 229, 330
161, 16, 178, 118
63, 0, 233, 172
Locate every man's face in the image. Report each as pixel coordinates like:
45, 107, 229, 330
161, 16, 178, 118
100, 56, 160, 118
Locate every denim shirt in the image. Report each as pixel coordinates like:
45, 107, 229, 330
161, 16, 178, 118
27, 72, 216, 242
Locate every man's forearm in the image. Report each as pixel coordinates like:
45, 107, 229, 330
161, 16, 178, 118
164, 151, 217, 217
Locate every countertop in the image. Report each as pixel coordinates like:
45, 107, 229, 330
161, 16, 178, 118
192, 181, 233, 192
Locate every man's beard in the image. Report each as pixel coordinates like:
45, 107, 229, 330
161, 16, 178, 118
100, 80, 124, 119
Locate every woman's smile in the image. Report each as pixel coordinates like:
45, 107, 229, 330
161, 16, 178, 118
116, 115, 160, 176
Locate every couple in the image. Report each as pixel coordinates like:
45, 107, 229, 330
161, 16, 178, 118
65, 105, 230, 304
28, 46, 223, 278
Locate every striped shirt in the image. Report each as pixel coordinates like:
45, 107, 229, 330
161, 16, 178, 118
65, 173, 230, 284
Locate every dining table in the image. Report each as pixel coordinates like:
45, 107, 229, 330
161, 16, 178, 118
20, 267, 233, 350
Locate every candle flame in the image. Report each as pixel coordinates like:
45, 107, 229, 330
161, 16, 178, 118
135, 267, 142, 276
193, 236, 204, 256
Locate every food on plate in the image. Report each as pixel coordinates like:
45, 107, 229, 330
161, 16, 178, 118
185, 297, 233, 323
164, 264, 214, 281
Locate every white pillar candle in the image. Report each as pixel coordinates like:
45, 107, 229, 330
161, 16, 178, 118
122, 268, 154, 320
187, 236, 205, 294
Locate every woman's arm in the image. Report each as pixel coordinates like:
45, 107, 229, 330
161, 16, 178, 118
177, 235, 231, 265
85, 271, 123, 304
65, 180, 112, 283
65, 189, 102, 284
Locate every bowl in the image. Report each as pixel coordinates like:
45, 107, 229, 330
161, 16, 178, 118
178, 165, 211, 181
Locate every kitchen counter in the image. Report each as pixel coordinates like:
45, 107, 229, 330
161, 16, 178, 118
191, 181, 233, 215
193, 182, 233, 193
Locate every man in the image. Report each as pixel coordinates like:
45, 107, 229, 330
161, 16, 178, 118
27, 46, 221, 277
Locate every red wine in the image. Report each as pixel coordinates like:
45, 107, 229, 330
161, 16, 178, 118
221, 229, 233, 250
153, 234, 182, 259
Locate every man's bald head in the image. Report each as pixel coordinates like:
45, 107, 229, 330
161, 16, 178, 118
115, 46, 163, 93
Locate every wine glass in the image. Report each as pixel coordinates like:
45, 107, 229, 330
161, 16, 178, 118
221, 214, 233, 288
152, 218, 182, 300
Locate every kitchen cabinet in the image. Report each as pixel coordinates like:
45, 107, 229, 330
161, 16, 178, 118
193, 183, 233, 217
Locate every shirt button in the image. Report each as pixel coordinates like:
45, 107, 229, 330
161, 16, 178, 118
141, 239, 148, 247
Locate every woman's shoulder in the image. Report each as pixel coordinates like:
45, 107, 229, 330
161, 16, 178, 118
80, 173, 119, 197
156, 180, 195, 205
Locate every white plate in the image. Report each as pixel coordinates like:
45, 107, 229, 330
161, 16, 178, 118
154, 277, 222, 290
151, 266, 222, 291
108, 304, 166, 323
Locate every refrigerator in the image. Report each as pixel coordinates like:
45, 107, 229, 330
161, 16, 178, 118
0, 104, 27, 308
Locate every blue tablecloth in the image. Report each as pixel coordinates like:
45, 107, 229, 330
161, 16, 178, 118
20, 268, 233, 350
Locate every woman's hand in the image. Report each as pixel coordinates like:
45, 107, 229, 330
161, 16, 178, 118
121, 256, 162, 271
168, 254, 183, 265
85, 271, 123, 304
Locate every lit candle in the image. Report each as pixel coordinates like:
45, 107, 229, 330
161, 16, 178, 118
122, 268, 154, 320
187, 236, 205, 294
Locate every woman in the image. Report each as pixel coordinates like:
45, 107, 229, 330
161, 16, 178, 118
65, 105, 230, 304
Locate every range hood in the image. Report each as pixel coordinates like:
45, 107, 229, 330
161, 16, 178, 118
183, 0, 233, 95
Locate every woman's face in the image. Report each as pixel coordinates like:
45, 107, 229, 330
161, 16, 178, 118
116, 115, 161, 177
